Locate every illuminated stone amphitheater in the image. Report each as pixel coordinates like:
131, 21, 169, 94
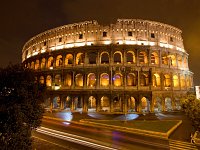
22, 19, 193, 113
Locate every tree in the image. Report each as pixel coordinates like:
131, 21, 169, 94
0, 64, 46, 149
181, 94, 200, 131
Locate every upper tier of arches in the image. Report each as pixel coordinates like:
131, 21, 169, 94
22, 19, 185, 61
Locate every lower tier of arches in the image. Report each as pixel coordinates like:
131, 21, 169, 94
44, 90, 187, 113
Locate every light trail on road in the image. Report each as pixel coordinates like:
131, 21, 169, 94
36, 126, 119, 150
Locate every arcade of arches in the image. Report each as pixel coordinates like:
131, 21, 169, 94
45, 94, 182, 113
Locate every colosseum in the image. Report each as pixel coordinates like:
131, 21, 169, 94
22, 19, 193, 114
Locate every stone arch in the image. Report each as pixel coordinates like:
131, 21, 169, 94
127, 97, 136, 112
75, 74, 83, 87
53, 96, 61, 109
127, 51, 136, 64
180, 75, 185, 88
140, 97, 150, 112
100, 73, 109, 87
73, 96, 83, 111
173, 75, 179, 88
88, 52, 97, 64
153, 97, 162, 112
113, 51, 122, 64
56, 55, 63, 67
113, 73, 123, 86
65, 54, 73, 65
153, 73, 161, 87
88, 96, 97, 112
35, 60, 40, 69
177, 55, 183, 68
100, 52, 109, 64
113, 96, 122, 112
100, 96, 110, 112
46, 75, 52, 86
47, 57, 54, 68
39, 76, 44, 84
41, 58, 46, 69
55, 74, 61, 86
140, 73, 149, 86
64, 73, 72, 87
164, 74, 171, 87
161, 52, 169, 65
76, 53, 84, 65
139, 51, 148, 64
174, 97, 181, 110
31, 61, 35, 69
127, 73, 137, 86
165, 97, 172, 111
170, 55, 176, 66
151, 52, 159, 65
183, 56, 188, 68
64, 96, 72, 110
87, 73, 96, 87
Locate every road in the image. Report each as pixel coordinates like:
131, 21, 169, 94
33, 117, 169, 150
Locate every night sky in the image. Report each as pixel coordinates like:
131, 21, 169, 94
0, 0, 200, 85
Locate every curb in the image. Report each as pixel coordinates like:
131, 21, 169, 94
43, 116, 182, 140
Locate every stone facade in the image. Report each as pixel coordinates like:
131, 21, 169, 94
22, 19, 193, 113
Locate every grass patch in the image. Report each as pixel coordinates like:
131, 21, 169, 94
85, 120, 180, 133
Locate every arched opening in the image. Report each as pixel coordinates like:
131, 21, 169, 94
170, 55, 176, 67
100, 52, 109, 64
127, 51, 136, 64
75, 74, 83, 87
88, 96, 96, 112
88, 52, 97, 64
151, 52, 159, 65
164, 74, 171, 87
65, 54, 73, 65
35, 60, 40, 69
154, 97, 162, 112
41, 58, 46, 69
161, 53, 168, 65
180, 75, 185, 88
31, 61, 35, 69
64, 73, 72, 87
127, 73, 137, 86
177, 55, 182, 68
87, 73, 96, 87
141, 97, 149, 112
47, 57, 54, 68
46, 75, 52, 86
100, 96, 110, 112
165, 97, 172, 111
100, 73, 109, 87
73, 96, 83, 111
114, 51, 122, 64
55, 74, 61, 86
64, 96, 71, 110
113, 73, 123, 86
140, 73, 149, 86
173, 75, 179, 88
113, 96, 122, 112
53, 96, 61, 109
183, 57, 188, 68
174, 97, 181, 110
153, 73, 160, 87
139, 51, 148, 64
56, 55, 62, 67
127, 97, 135, 112
39, 76, 44, 84
76, 53, 84, 65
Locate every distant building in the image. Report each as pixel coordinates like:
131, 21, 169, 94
195, 86, 200, 99
22, 19, 193, 113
